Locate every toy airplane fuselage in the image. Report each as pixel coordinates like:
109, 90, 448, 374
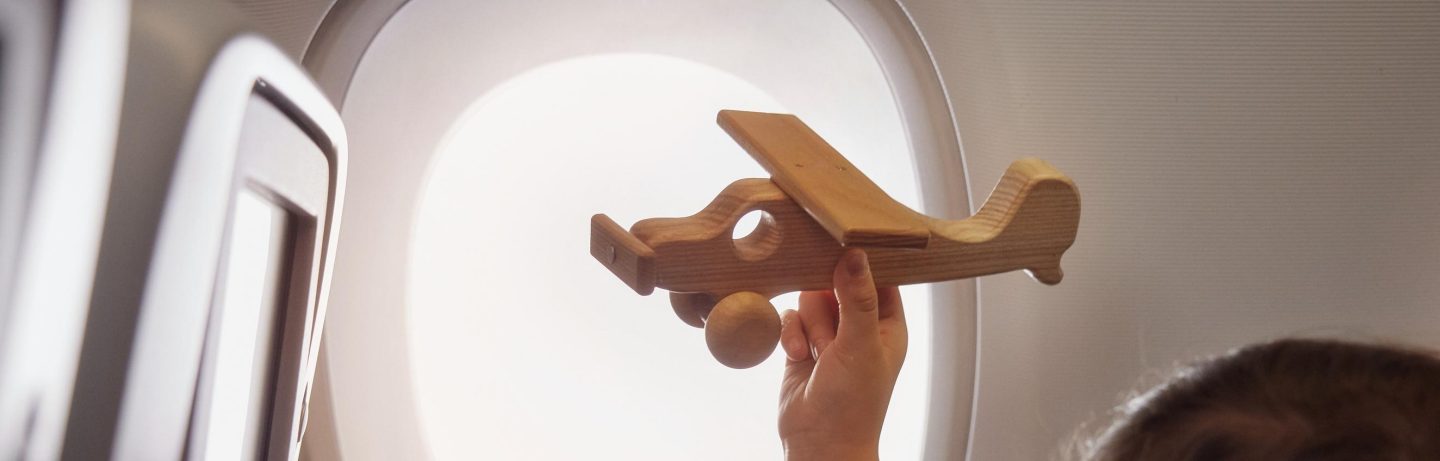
590, 110, 1080, 368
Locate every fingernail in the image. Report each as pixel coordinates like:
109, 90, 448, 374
845, 250, 869, 278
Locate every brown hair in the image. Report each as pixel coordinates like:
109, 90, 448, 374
1082, 339, 1440, 461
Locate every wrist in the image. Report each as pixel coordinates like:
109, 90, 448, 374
783, 439, 880, 461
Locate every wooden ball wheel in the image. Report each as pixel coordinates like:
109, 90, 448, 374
703, 291, 780, 369
669, 292, 716, 328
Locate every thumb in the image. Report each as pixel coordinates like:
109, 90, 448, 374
833, 249, 879, 344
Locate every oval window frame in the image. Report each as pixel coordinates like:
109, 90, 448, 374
303, 0, 975, 459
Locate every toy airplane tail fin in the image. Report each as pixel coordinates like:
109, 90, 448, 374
985, 158, 1080, 285
938, 158, 1080, 285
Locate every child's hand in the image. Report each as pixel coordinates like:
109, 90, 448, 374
778, 249, 907, 461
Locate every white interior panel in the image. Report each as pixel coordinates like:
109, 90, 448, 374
898, 1, 1440, 459
195, 191, 287, 461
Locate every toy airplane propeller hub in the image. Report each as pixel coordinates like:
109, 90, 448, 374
591, 110, 1081, 369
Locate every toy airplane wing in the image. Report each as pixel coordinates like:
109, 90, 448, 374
718, 110, 932, 249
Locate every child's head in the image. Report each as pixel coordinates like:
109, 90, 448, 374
1083, 338, 1440, 460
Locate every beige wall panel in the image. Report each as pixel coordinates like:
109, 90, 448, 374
900, 1, 1440, 459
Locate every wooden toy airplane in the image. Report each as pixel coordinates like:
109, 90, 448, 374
591, 110, 1081, 368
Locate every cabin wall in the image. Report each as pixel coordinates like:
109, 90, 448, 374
901, 1, 1440, 459
226, 0, 336, 60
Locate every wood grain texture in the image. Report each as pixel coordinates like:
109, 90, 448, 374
627, 158, 1077, 300
589, 112, 1080, 369
590, 214, 656, 295
703, 292, 780, 369
668, 291, 715, 328
718, 110, 932, 249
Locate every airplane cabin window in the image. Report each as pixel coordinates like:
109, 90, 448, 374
322, 1, 953, 458
410, 53, 931, 461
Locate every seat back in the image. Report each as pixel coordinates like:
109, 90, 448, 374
0, 1, 127, 458
54, 1, 346, 459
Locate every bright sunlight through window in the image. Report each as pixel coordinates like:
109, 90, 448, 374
408, 54, 930, 460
